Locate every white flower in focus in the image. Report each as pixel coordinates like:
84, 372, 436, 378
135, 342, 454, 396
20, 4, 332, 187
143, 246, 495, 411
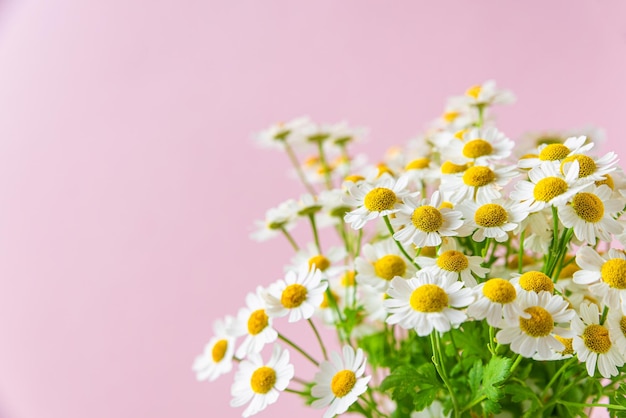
193, 316, 236, 382
311, 346, 371, 418
467, 278, 527, 327
230, 344, 294, 417
574, 247, 626, 310
606, 309, 626, 357
458, 199, 530, 243
264, 266, 328, 323
496, 291, 575, 359
518, 136, 594, 170
230, 287, 278, 359
559, 151, 618, 182
384, 272, 474, 336
572, 303, 624, 378
440, 164, 519, 204
286, 243, 347, 279
354, 239, 417, 291
442, 127, 514, 165
415, 240, 488, 287
510, 270, 555, 295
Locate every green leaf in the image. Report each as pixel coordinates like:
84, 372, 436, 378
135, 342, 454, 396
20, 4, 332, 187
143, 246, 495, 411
483, 399, 502, 415
482, 356, 512, 401
468, 359, 483, 397
379, 364, 440, 401
413, 387, 438, 412
504, 384, 536, 404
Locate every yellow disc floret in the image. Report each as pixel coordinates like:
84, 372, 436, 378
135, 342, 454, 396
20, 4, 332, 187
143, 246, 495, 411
341, 271, 356, 287
620, 316, 626, 337
465, 85, 482, 99
211, 339, 228, 362
555, 335, 574, 355
441, 161, 469, 174
410, 284, 449, 312
250, 366, 277, 394
364, 187, 397, 212
463, 166, 495, 187
474, 204, 508, 227
601, 258, 626, 289
320, 290, 340, 309
331, 370, 357, 398
463, 139, 493, 159
377, 164, 395, 178
483, 278, 516, 304
247, 309, 269, 335
308, 255, 331, 272
519, 306, 554, 337
411, 206, 444, 232
533, 177, 569, 202
443, 111, 459, 122
561, 154, 597, 178
519, 271, 554, 293
572, 192, 604, 223
345, 174, 365, 183
374, 255, 407, 280
436, 250, 469, 272
596, 174, 615, 190
539, 144, 570, 161
406, 158, 430, 170
583, 324, 612, 354
281, 284, 308, 308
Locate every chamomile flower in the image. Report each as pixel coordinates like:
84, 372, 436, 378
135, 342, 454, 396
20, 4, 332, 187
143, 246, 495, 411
440, 164, 519, 204
311, 345, 371, 418
264, 266, 328, 323
286, 243, 347, 279
559, 151, 618, 182
606, 309, 626, 357
495, 291, 575, 359
442, 127, 514, 165
230, 344, 294, 417
572, 303, 624, 378
250, 199, 299, 242
458, 199, 530, 243
354, 239, 417, 291
390, 191, 464, 248
461, 80, 516, 107
343, 175, 411, 229
415, 240, 488, 287
193, 316, 236, 382
518, 136, 594, 170
230, 287, 278, 359
467, 278, 527, 327
511, 270, 555, 294
558, 185, 623, 245
383, 272, 474, 336
255, 116, 314, 151
573, 247, 626, 309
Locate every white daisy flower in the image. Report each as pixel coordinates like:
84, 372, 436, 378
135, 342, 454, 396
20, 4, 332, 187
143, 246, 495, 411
511, 270, 555, 294
442, 127, 514, 165
458, 199, 530, 243
230, 287, 278, 359
467, 278, 527, 327
250, 199, 299, 242
254, 116, 314, 151
354, 239, 417, 292
403, 156, 439, 185
560, 151, 618, 182
383, 272, 474, 336
510, 160, 590, 213
415, 240, 489, 287
286, 243, 347, 279
193, 316, 236, 382
230, 344, 294, 417
558, 185, 623, 245
595, 167, 626, 200
311, 345, 371, 418
518, 136, 594, 170
495, 291, 575, 359
461, 80, 516, 107
573, 247, 626, 310
572, 303, 624, 378
264, 266, 328, 323
440, 164, 519, 204
606, 309, 626, 357
326, 121, 368, 148
343, 175, 411, 229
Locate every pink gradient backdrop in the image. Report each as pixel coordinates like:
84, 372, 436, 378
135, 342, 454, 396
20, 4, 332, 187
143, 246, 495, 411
1, 1, 625, 417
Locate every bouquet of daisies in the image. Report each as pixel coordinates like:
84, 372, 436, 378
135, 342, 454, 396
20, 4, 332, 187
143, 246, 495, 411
193, 81, 626, 418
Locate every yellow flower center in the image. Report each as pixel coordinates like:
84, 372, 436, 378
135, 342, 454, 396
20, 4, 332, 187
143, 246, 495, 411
377, 164, 395, 178
345, 174, 365, 183
555, 335, 574, 355
536, 136, 564, 146
583, 324, 612, 354
462, 166, 495, 187
519, 306, 554, 337
250, 366, 277, 394
620, 316, 626, 337
320, 291, 340, 309
364, 187, 397, 212
474, 203, 508, 227
441, 161, 469, 174
454, 129, 467, 140
539, 144, 570, 161
281, 284, 308, 308
482, 278, 516, 304
558, 258, 581, 279
596, 174, 615, 190
411, 206, 444, 232
211, 339, 228, 363
561, 154, 596, 178
463, 139, 493, 159
341, 271, 356, 287
533, 177, 569, 202
331, 370, 357, 398
465, 85, 482, 99
439, 201, 454, 209
406, 158, 430, 170
419, 246, 438, 258
572, 192, 604, 223
600, 258, 626, 289
436, 250, 469, 272
443, 111, 459, 122
519, 271, 554, 293
308, 255, 331, 272
247, 309, 269, 335
410, 284, 449, 312
374, 255, 407, 280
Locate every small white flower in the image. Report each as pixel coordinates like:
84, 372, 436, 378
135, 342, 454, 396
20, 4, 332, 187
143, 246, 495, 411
264, 266, 328, 323
254, 116, 314, 151
560, 151, 618, 182
250, 199, 299, 242
440, 164, 519, 204
605, 309, 626, 357
192, 316, 236, 382
442, 127, 514, 165
467, 278, 527, 327
286, 243, 347, 279
355, 239, 417, 291
510, 270, 555, 294
311, 346, 371, 418
230, 344, 294, 417
572, 303, 624, 378
573, 247, 626, 310
415, 240, 488, 287
518, 136, 594, 170
458, 199, 530, 243
384, 272, 474, 336
229, 287, 278, 359
460, 80, 516, 107
496, 291, 575, 359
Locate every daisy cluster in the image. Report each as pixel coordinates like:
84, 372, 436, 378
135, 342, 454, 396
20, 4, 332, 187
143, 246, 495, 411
194, 81, 626, 418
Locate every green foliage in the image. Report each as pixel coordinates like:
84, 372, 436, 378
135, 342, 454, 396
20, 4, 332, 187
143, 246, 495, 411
379, 364, 442, 412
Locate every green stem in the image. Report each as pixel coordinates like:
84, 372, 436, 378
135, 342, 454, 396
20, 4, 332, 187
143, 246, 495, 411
477, 104, 485, 128
316, 140, 333, 190
431, 332, 460, 418
509, 353, 524, 375
284, 387, 309, 396
383, 216, 420, 269
278, 333, 319, 366
308, 214, 322, 254
558, 401, 626, 411
541, 357, 577, 398
518, 230, 526, 274
308, 318, 328, 360
284, 141, 317, 195
280, 226, 300, 251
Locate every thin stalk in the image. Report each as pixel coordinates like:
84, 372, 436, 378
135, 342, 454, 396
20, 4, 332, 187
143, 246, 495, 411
285, 387, 309, 396
316, 140, 333, 190
383, 215, 420, 269
308, 318, 329, 360
431, 333, 460, 418
541, 357, 577, 398
278, 333, 319, 366
284, 142, 317, 195
518, 230, 526, 274
308, 214, 322, 253
280, 226, 300, 251
558, 401, 626, 411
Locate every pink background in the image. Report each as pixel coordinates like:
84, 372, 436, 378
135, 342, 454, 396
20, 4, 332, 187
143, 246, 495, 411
1, 1, 625, 417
